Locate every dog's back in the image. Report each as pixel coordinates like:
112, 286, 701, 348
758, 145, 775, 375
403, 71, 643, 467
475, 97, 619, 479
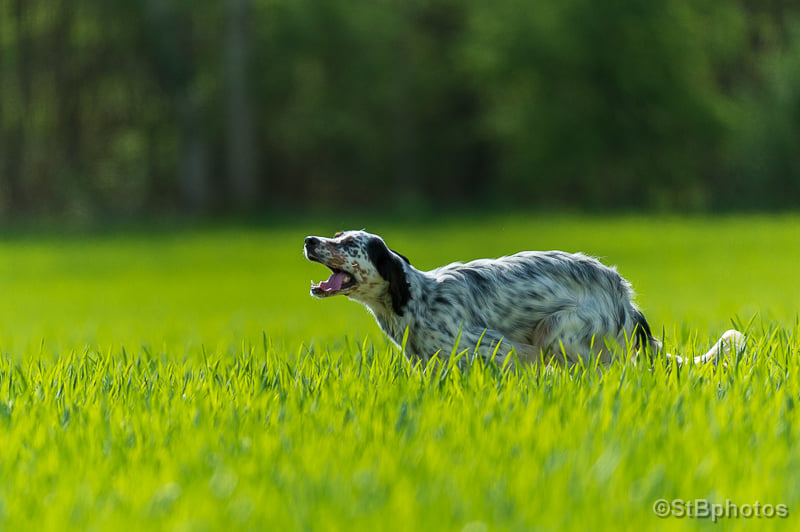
426, 250, 649, 362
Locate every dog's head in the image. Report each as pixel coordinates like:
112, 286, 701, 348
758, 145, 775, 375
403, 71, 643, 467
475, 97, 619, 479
304, 230, 411, 315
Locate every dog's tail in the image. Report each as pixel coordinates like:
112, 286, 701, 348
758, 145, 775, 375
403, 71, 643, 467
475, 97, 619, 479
672, 329, 746, 367
633, 309, 747, 366
633, 309, 746, 367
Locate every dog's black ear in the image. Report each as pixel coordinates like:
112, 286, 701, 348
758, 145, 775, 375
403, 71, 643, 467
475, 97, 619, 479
391, 250, 411, 265
367, 238, 411, 315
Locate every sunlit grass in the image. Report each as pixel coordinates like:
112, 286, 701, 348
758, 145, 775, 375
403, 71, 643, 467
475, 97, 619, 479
0, 214, 798, 530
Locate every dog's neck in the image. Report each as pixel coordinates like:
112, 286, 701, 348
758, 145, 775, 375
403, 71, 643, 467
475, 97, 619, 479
357, 265, 433, 354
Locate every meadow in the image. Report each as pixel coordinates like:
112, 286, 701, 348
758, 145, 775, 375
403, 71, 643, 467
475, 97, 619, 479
0, 213, 799, 531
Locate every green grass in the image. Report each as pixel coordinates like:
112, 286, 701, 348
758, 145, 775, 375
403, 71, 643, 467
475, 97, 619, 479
0, 214, 799, 530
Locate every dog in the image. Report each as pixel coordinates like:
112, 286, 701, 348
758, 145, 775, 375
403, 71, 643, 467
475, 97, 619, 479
304, 230, 744, 368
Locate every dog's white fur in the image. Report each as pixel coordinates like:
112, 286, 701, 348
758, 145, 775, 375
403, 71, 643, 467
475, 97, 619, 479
304, 230, 744, 367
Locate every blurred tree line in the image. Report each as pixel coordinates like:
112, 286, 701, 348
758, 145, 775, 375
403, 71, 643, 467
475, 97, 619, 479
1, 0, 799, 220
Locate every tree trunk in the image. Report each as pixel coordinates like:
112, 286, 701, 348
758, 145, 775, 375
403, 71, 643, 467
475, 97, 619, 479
225, 0, 259, 210
5, 0, 32, 215
177, 90, 211, 212
143, 0, 212, 213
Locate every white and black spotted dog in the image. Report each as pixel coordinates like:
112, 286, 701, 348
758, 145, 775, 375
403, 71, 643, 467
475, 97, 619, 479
304, 230, 744, 368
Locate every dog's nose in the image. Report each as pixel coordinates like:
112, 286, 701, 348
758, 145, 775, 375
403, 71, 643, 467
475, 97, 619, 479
305, 236, 319, 248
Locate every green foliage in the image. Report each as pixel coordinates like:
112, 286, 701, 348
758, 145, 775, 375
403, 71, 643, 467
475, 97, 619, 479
463, 0, 746, 208
727, 21, 800, 208
2, 1, 800, 216
0, 215, 799, 529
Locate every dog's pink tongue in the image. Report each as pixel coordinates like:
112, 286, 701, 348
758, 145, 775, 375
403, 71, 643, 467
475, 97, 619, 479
320, 272, 345, 292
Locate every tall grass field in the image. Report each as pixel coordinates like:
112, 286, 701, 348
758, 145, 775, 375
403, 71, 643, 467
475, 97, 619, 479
1, 214, 799, 530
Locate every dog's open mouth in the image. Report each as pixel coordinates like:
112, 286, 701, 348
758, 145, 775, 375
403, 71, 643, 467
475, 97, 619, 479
310, 267, 357, 296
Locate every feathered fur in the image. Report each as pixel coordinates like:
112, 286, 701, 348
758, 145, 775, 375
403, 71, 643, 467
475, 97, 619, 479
304, 230, 744, 367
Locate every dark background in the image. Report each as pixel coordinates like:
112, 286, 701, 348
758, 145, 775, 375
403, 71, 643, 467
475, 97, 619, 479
1, 0, 799, 222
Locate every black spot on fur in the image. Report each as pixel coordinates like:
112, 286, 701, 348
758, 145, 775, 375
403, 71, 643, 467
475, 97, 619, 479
367, 238, 411, 315
433, 295, 451, 307
461, 268, 492, 294
632, 309, 653, 350
616, 304, 626, 331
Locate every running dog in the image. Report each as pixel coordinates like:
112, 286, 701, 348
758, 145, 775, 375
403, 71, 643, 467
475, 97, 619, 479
304, 230, 744, 367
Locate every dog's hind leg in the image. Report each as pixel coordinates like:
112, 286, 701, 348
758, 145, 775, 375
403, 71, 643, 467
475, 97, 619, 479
456, 327, 554, 369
